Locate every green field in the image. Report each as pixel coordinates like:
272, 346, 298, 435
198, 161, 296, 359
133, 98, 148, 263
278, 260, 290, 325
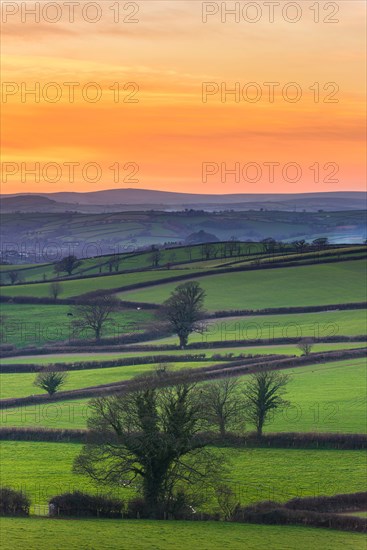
2, 341, 366, 366
1, 442, 364, 509
0, 361, 220, 399
143, 310, 367, 347
118, 260, 366, 310
1, 358, 365, 433
0, 268, 198, 299
1, 517, 364, 550
0, 304, 152, 348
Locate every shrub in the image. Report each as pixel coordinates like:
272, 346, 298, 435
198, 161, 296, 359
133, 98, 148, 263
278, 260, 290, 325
49, 491, 124, 518
0, 487, 30, 516
285, 492, 367, 513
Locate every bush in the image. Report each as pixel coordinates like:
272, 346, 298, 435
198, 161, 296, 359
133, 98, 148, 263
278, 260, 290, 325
285, 492, 367, 513
0, 487, 30, 516
125, 494, 197, 520
231, 495, 367, 532
49, 491, 124, 518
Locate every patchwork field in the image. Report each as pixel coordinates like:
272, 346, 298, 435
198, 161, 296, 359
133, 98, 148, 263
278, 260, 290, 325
1, 442, 364, 508
1, 358, 365, 433
0, 242, 366, 546
1, 341, 366, 365
142, 309, 367, 347
0, 361, 221, 399
118, 260, 366, 310
1, 303, 152, 348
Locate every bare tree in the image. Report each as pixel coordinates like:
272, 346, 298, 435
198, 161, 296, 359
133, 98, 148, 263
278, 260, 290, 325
243, 371, 290, 437
72, 293, 119, 341
73, 381, 224, 517
54, 255, 81, 276
215, 484, 239, 520
151, 248, 161, 268
49, 281, 62, 300
297, 338, 314, 356
107, 256, 120, 273
34, 366, 68, 396
7, 271, 19, 285
161, 281, 206, 348
201, 243, 218, 260
201, 377, 244, 436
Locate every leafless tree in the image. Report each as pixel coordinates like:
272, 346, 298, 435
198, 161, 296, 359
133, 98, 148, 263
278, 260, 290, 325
243, 371, 290, 437
297, 338, 314, 356
49, 281, 62, 300
201, 377, 244, 436
72, 293, 119, 341
73, 381, 224, 517
7, 271, 19, 285
161, 281, 206, 348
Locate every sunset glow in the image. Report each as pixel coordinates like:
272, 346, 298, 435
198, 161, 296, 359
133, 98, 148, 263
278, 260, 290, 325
1, 1, 365, 194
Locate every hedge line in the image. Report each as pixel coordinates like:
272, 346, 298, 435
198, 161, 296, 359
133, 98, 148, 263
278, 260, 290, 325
0, 295, 158, 309
79, 253, 367, 301
212, 302, 367, 318
0, 353, 211, 373
1, 348, 365, 410
284, 492, 367, 513
231, 500, 367, 532
1, 427, 366, 450
123, 336, 367, 353
210, 431, 367, 450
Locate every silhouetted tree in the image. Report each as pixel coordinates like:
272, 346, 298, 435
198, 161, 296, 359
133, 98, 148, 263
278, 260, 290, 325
73, 381, 222, 517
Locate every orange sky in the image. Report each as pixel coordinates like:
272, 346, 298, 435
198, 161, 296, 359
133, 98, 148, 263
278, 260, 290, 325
1, 0, 366, 194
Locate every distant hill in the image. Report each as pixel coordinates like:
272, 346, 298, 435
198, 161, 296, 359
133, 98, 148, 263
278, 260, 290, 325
1, 189, 366, 212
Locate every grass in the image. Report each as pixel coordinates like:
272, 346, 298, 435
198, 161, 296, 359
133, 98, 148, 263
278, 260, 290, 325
2, 341, 366, 366
0, 442, 364, 509
0, 303, 152, 348
142, 309, 367, 346
0, 361, 221, 399
118, 260, 366, 310
1, 517, 365, 550
0, 269, 200, 299
264, 358, 366, 434
1, 358, 365, 433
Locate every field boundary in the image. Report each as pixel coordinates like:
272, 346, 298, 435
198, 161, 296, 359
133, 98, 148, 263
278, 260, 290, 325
0, 348, 365, 409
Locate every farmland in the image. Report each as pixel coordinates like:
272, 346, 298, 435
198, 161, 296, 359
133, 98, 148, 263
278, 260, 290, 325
0, 241, 366, 545
1, 517, 365, 550
1, 340, 366, 365
1, 358, 365, 433
0, 442, 364, 508
118, 260, 366, 310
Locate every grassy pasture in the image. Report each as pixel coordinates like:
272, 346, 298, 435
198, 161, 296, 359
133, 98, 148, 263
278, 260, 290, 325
142, 309, 367, 347
0, 303, 152, 348
0, 242, 265, 285
0, 268, 199, 299
0, 361, 221, 399
118, 260, 366, 310
1, 358, 365, 433
1, 517, 364, 550
0, 442, 364, 510
1, 341, 366, 366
